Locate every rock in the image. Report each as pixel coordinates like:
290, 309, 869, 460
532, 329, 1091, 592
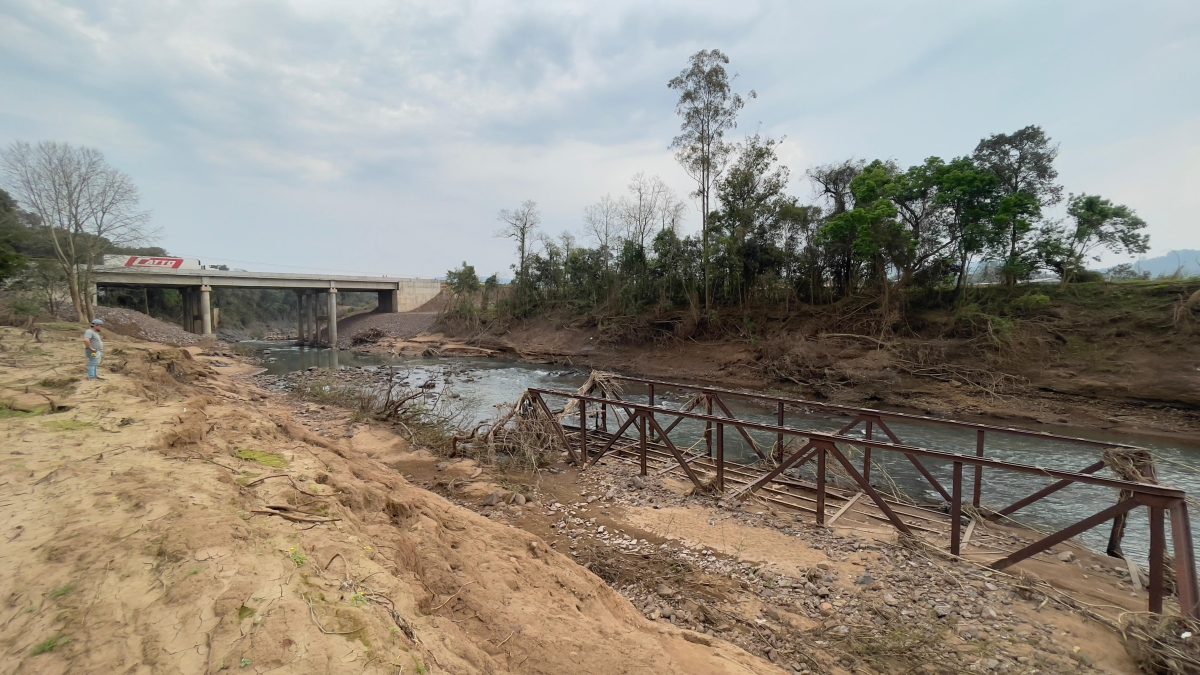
1058, 550, 1076, 563
819, 602, 834, 616
884, 593, 899, 607
934, 605, 953, 618
656, 584, 675, 598
511, 493, 527, 506
481, 491, 505, 507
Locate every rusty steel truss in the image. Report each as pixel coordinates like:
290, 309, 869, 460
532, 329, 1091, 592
523, 375, 1198, 619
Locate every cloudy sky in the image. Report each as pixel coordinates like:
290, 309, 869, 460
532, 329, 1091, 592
2, 0, 1197, 278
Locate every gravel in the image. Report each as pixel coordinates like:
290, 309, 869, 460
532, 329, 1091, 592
95, 307, 203, 346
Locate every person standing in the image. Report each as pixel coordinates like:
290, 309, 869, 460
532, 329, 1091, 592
82, 318, 105, 380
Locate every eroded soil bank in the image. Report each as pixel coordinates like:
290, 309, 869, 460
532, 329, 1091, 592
349, 283, 1200, 445
0, 326, 773, 674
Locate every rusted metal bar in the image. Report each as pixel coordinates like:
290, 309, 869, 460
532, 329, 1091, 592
1169, 501, 1200, 619
647, 383, 656, 443
647, 415, 705, 489
951, 461, 963, 556
776, 401, 785, 464
864, 420, 873, 484
816, 444, 827, 525
528, 388, 1184, 499
607, 374, 1141, 451
990, 499, 1140, 571
716, 422, 725, 492
579, 399, 587, 464
705, 395, 713, 458
825, 443, 914, 536
873, 416, 952, 502
585, 407, 639, 467
994, 460, 1108, 518
974, 429, 985, 508
1149, 505, 1165, 614
638, 412, 647, 476
531, 391, 579, 464
659, 395, 700, 438
731, 442, 817, 499
710, 395, 769, 462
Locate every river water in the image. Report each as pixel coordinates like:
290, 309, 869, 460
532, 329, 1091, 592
248, 341, 1200, 566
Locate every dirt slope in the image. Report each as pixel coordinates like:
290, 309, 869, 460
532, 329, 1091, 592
0, 326, 775, 674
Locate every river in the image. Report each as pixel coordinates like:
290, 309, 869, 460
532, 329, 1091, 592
247, 341, 1200, 567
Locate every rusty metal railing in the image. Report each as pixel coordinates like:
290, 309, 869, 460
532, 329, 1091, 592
524, 381, 1199, 619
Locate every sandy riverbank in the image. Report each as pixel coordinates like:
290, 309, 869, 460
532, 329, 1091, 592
0, 326, 775, 674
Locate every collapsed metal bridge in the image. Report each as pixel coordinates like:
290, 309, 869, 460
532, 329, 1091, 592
523, 374, 1198, 619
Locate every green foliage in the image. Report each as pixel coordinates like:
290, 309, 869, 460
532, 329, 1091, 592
287, 546, 307, 567
1009, 292, 1051, 315
235, 448, 288, 468
31, 636, 68, 655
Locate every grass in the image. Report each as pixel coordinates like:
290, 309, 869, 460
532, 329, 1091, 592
237, 605, 256, 620
0, 406, 41, 420
288, 546, 307, 567
43, 419, 95, 432
31, 636, 68, 655
39, 322, 85, 332
234, 448, 288, 468
48, 584, 75, 600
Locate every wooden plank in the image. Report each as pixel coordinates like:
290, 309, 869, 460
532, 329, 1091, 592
826, 492, 864, 526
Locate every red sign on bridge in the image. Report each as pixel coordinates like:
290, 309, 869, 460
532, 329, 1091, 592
123, 256, 186, 269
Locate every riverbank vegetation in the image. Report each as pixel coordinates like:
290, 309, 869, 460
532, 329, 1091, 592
442, 50, 1182, 342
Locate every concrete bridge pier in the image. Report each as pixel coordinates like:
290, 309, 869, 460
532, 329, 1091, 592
327, 288, 338, 346
199, 285, 213, 335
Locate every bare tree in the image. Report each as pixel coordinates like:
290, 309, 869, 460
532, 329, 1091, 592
496, 199, 540, 287
2, 141, 150, 321
583, 194, 622, 269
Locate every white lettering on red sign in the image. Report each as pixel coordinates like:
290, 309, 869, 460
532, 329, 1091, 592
125, 256, 185, 269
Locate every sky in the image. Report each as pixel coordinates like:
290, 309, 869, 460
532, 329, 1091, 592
1, 0, 1198, 278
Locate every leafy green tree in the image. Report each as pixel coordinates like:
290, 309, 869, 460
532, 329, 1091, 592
1052, 194, 1149, 283
669, 49, 753, 310
933, 157, 1001, 296
972, 126, 1062, 287
808, 160, 865, 297
0, 188, 29, 283
712, 134, 790, 304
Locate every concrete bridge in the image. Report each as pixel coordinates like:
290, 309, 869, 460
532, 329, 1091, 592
92, 266, 443, 344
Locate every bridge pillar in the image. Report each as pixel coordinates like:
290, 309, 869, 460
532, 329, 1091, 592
199, 285, 213, 335
327, 289, 338, 347
296, 292, 306, 342
309, 292, 319, 343
182, 288, 196, 333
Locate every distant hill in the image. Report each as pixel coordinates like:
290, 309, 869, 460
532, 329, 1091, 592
1130, 250, 1200, 278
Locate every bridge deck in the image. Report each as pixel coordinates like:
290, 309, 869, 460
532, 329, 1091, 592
93, 267, 435, 292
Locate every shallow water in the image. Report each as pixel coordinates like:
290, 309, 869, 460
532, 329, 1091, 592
247, 340, 1200, 566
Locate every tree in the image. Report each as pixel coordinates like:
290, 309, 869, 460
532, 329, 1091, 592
933, 157, 1000, 297
972, 126, 1062, 287
712, 134, 791, 304
809, 160, 865, 297
0, 188, 29, 283
1, 141, 150, 320
620, 173, 676, 254
668, 48, 753, 309
1055, 194, 1149, 283
583, 194, 622, 270
496, 196, 540, 291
